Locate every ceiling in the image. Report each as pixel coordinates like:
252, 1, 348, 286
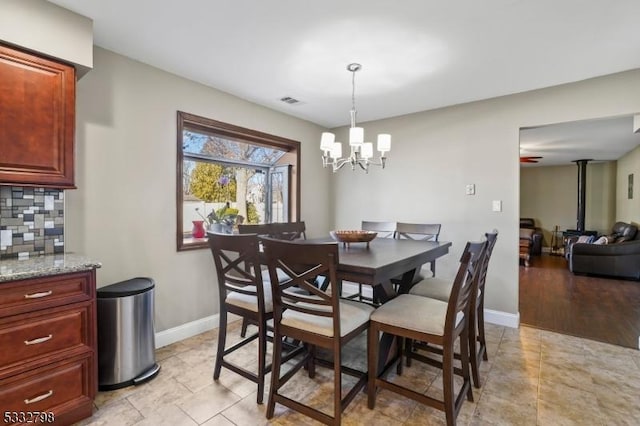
520, 115, 640, 167
48, 0, 640, 130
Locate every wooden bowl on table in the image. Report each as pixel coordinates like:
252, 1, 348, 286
330, 230, 377, 248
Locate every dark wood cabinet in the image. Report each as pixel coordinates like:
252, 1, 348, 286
0, 43, 76, 188
0, 271, 97, 425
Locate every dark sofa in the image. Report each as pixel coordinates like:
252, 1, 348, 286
569, 222, 640, 280
520, 218, 543, 256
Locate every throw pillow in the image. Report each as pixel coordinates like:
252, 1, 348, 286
577, 235, 594, 244
593, 236, 608, 245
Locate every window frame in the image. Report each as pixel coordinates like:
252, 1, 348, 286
176, 111, 301, 251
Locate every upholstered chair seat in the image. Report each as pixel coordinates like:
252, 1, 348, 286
226, 282, 274, 313
370, 294, 460, 335
281, 299, 373, 337
408, 277, 452, 301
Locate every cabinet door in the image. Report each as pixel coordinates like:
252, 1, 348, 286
0, 44, 75, 188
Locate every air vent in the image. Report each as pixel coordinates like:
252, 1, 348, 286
280, 96, 300, 104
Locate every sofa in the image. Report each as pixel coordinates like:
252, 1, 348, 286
569, 221, 640, 280
520, 218, 543, 256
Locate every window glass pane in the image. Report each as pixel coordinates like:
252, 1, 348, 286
182, 159, 269, 233
269, 165, 290, 222
183, 130, 286, 165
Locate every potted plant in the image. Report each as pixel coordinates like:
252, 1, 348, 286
197, 202, 239, 234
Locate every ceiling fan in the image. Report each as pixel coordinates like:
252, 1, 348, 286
520, 156, 542, 163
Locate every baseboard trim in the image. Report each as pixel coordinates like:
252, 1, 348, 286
154, 303, 519, 348
155, 313, 242, 349
484, 309, 519, 328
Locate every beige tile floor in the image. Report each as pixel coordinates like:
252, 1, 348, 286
78, 320, 640, 425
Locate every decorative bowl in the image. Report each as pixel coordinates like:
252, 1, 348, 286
330, 230, 377, 247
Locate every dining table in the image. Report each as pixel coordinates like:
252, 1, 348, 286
332, 237, 452, 303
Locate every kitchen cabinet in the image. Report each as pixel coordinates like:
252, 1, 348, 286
0, 269, 97, 425
0, 43, 76, 188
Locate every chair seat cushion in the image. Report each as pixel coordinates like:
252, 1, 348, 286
370, 294, 461, 336
409, 277, 452, 302
281, 300, 374, 337
226, 281, 273, 313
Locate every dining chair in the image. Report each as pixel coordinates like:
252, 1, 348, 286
262, 237, 374, 425
361, 220, 397, 238
238, 223, 274, 236
237, 222, 306, 336
407, 231, 498, 388
270, 221, 307, 240
207, 232, 273, 404
367, 242, 486, 426
395, 222, 442, 280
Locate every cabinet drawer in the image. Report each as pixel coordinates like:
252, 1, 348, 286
0, 303, 92, 371
0, 272, 93, 318
0, 355, 92, 416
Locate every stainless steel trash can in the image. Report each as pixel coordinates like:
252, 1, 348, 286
97, 277, 160, 390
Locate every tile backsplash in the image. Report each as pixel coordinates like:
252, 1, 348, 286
0, 186, 64, 259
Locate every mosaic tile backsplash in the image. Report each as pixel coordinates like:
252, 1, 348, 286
0, 186, 64, 259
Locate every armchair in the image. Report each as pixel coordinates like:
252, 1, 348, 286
520, 218, 543, 256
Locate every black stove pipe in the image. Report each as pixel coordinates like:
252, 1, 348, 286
574, 159, 591, 233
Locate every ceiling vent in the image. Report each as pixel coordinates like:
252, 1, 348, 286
280, 96, 300, 105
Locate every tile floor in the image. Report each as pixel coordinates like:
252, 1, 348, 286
78, 320, 640, 425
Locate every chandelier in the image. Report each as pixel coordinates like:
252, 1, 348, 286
320, 63, 391, 173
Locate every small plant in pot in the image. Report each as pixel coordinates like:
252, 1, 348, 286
197, 202, 238, 234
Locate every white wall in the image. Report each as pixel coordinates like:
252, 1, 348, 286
65, 47, 329, 332
0, 0, 93, 76
617, 144, 640, 225
331, 69, 640, 316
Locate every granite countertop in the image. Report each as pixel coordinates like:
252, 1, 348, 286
0, 253, 102, 283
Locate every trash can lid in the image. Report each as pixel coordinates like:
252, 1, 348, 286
97, 277, 155, 298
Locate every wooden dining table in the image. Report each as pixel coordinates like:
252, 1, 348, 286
332, 237, 452, 303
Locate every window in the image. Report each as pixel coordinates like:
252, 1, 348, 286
177, 111, 300, 251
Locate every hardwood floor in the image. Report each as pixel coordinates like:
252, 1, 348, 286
519, 253, 640, 349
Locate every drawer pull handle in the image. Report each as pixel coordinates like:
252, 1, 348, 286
24, 334, 53, 345
24, 290, 53, 299
24, 390, 53, 404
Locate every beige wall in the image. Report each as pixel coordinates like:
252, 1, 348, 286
0, 0, 93, 76
617, 144, 640, 226
65, 47, 329, 332
331, 69, 640, 315
520, 162, 617, 245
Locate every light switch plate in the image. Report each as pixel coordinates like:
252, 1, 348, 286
492, 200, 502, 212
465, 184, 475, 195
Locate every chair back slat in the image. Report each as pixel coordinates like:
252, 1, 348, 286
238, 223, 274, 236
239, 222, 306, 240
270, 221, 306, 240
208, 233, 264, 306
395, 222, 441, 241
361, 221, 396, 238
262, 238, 341, 330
